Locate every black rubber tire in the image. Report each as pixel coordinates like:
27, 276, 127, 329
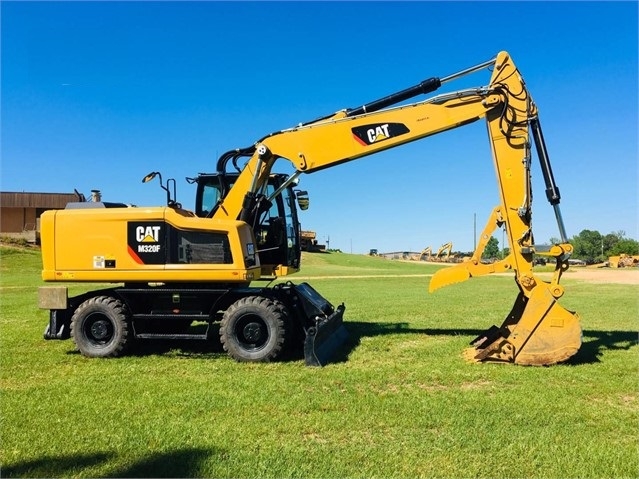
219, 296, 289, 362
70, 296, 131, 358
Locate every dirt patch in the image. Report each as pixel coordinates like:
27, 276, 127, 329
406, 261, 638, 284
296, 269, 639, 285
550, 268, 639, 285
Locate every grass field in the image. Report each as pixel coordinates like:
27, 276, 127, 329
1, 246, 638, 478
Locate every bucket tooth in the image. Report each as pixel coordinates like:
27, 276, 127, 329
469, 325, 503, 349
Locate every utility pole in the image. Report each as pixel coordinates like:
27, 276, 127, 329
473, 213, 477, 251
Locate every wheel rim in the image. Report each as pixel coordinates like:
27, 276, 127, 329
234, 314, 269, 351
83, 312, 114, 347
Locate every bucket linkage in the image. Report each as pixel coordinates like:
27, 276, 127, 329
430, 207, 582, 366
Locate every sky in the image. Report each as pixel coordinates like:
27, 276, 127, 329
2, 1, 637, 254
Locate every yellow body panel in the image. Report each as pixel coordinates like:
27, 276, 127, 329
41, 206, 260, 283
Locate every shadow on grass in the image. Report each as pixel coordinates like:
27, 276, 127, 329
2, 452, 112, 478
63, 320, 637, 366
65, 339, 227, 359
330, 321, 481, 364
569, 330, 639, 365
3, 447, 218, 478
333, 321, 638, 366
106, 447, 216, 478
131, 322, 226, 358
65, 323, 226, 359
131, 337, 226, 358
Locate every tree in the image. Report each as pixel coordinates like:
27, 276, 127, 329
609, 238, 639, 256
569, 229, 638, 262
603, 233, 620, 253
571, 229, 603, 263
483, 236, 500, 259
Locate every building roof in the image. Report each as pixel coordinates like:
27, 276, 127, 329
1, 191, 81, 209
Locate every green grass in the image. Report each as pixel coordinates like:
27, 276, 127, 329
293, 251, 445, 276
1, 247, 638, 478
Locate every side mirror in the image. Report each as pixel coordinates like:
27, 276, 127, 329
142, 171, 159, 183
141, 171, 179, 208
295, 190, 310, 211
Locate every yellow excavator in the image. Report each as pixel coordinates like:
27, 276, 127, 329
416, 246, 432, 261
38, 51, 581, 366
435, 242, 453, 261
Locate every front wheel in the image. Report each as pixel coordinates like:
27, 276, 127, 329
220, 296, 289, 362
71, 296, 131, 358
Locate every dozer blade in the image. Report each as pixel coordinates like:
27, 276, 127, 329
304, 304, 348, 366
285, 282, 349, 366
467, 287, 582, 366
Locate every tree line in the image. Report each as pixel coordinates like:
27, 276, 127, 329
554, 230, 639, 264
481, 230, 638, 264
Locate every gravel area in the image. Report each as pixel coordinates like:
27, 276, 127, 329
552, 268, 639, 285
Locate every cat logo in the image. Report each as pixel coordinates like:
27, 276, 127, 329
366, 124, 390, 143
127, 222, 165, 263
351, 122, 410, 146
136, 225, 161, 243
136, 225, 161, 252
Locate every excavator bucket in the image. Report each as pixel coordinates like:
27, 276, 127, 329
466, 287, 582, 365
428, 224, 581, 366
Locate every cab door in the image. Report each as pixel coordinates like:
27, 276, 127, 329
254, 179, 301, 270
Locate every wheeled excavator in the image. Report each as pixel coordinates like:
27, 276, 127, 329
38, 51, 581, 366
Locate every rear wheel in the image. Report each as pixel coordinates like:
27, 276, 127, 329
220, 296, 289, 362
71, 296, 131, 358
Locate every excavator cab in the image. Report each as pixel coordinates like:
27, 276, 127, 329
192, 172, 303, 274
